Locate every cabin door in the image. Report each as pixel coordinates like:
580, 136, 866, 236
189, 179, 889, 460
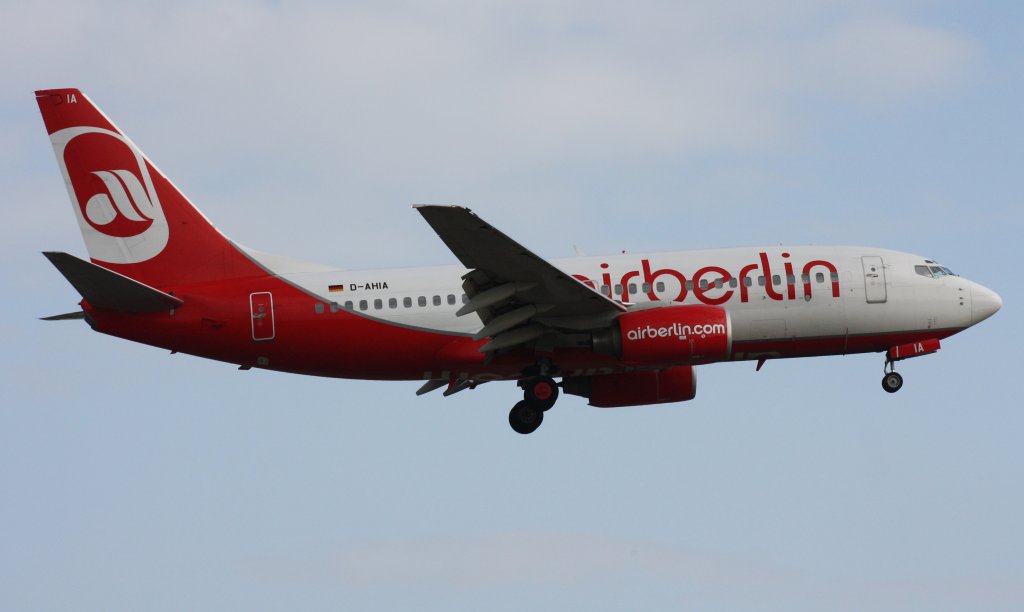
250, 292, 276, 341
861, 256, 887, 304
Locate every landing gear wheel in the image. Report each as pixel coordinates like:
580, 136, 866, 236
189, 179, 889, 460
509, 401, 544, 434
523, 376, 559, 411
882, 371, 904, 393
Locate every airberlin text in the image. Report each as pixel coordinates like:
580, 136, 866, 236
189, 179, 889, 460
572, 252, 840, 305
627, 322, 726, 341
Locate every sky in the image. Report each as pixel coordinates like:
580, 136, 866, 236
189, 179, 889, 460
1, 1, 1021, 610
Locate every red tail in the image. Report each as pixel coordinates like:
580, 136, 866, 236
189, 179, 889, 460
36, 88, 258, 289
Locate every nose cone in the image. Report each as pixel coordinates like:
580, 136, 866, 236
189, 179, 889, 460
971, 283, 1002, 325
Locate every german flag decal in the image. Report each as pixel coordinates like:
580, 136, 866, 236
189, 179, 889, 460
328, 284, 345, 293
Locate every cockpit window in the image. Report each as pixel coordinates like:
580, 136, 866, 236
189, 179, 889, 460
916, 264, 957, 278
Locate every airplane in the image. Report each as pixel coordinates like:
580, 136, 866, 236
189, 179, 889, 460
36, 88, 1003, 434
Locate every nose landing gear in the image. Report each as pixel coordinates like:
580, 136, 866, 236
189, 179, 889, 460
882, 360, 904, 393
880, 338, 941, 394
882, 371, 904, 393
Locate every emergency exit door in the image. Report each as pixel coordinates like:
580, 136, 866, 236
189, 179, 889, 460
250, 292, 276, 341
862, 256, 887, 304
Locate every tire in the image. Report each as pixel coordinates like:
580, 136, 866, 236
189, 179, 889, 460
882, 372, 904, 393
523, 376, 559, 411
509, 401, 544, 434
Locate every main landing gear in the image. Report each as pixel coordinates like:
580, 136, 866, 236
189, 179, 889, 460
508, 373, 560, 434
881, 360, 904, 393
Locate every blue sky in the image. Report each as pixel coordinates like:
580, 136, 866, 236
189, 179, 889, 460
1, 1, 1021, 610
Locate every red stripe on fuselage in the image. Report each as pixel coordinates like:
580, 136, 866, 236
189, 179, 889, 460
731, 328, 963, 361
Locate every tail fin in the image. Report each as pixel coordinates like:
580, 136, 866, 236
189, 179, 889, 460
36, 88, 252, 288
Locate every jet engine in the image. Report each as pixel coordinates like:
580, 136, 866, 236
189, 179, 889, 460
592, 305, 732, 367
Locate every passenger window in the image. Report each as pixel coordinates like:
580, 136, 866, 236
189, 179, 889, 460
801, 273, 810, 283
699, 279, 709, 290
403, 297, 412, 308
772, 275, 781, 286
388, 297, 397, 309
344, 301, 354, 310
830, 272, 839, 282
447, 294, 456, 305
758, 276, 765, 287
642, 283, 652, 293
786, 274, 796, 285
743, 277, 753, 287
359, 300, 368, 310
314, 303, 325, 314
685, 280, 694, 290
330, 302, 339, 313
714, 278, 723, 289
601, 285, 611, 296
462, 294, 469, 304
656, 282, 665, 292
374, 299, 383, 310
728, 278, 738, 288
628, 283, 637, 295
418, 296, 427, 307
614, 284, 623, 295
433, 295, 441, 306
816, 273, 825, 283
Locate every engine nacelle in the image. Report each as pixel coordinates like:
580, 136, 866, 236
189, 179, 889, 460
593, 305, 732, 367
563, 366, 697, 408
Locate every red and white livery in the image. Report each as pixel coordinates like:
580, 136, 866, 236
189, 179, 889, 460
37, 89, 1003, 433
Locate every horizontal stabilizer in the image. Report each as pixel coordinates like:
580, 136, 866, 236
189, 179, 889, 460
43, 251, 184, 313
40, 311, 86, 321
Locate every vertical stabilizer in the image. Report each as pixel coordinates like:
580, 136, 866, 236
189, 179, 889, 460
36, 88, 253, 288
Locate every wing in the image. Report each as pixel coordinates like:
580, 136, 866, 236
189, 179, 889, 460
415, 205, 625, 353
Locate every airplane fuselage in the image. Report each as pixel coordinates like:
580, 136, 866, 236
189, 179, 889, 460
83, 244, 991, 382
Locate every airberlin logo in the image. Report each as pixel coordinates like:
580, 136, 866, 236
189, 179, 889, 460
626, 322, 727, 341
83, 170, 160, 229
573, 252, 842, 306
50, 126, 169, 264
